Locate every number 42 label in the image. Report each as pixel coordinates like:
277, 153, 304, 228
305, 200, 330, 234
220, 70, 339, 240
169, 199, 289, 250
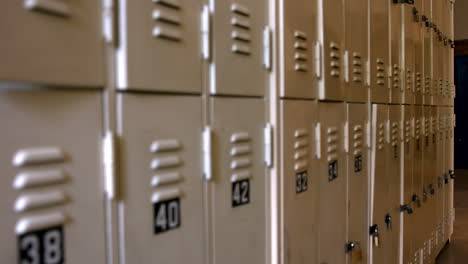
232, 179, 250, 207
18, 226, 64, 264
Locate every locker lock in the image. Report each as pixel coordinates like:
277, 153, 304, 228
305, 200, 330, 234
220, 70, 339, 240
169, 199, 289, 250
449, 170, 456, 179
345, 241, 356, 253
429, 184, 435, 196
449, 39, 455, 49
412, 194, 421, 207
369, 224, 379, 236
412, 7, 419, 22
422, 188, 428, 201
400, 204, 414, 214
392, 0, 414, 4
422, 15, 430, 28
444, 174, 449, 184
385, 214, 392, 230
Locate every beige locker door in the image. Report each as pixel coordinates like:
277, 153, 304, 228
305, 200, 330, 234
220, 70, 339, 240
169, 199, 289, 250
345, 0, 368, 103
318, 0, 345, 100
422, 0, 432, 105
209, 97, 267, 264
346, 103, 369, 264
401, 105, 415, 264
443, 108, 452, 241
370, 104, 389, 264
317, 102, 346, 264
280, 100, 318, 264
0, 0, 104, 87
402, 2, 415, 105
116, 94, 205, 264
414, 1, 424, 105
435, 107, 445, 249
383, 105, 401, 264
370, 0, 389, 103
0, 89, 105, 263
210, 0, 267, 96
448, 107, 455, 237
390, 2, 402, 104
115, 0, 203, 93
278, 0, 318, 99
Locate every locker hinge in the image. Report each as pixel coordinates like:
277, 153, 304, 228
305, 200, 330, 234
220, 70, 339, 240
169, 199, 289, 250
263, 26, 272, 71
202, 127, 213, 181
201, 5, 212, 61
343, 51, 350, 83
344, 121, 349, 153
315, 123, 322, 159
314, 42, 322, 79
264, 123, 273, 167
102, 0, 116, 44
103, 131, 118, 200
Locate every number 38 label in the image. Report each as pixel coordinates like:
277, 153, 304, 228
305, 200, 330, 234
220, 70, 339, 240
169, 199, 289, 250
154, 198, 181, 234
232, 179, 250, 207
18, 226, 64, 264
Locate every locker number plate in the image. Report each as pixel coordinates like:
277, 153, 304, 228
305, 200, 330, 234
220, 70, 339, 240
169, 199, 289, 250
154, 198, 181, 234
328, 161, 338, 181
232, 179, 250, 207
18, 226, 64, 264
354, 155, 363, 173
296, 171, 308, 193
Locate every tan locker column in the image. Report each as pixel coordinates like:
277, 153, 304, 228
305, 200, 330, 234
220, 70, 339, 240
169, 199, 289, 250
370, 0, 390, 103
317, 0, 345, 100
422, 0, 432, 105
280, 100, 318, 264
432, 0, 442, 106
414, 0, 424, 105
431, 106, 443, 254
116, 95, 205, 264
317, 102, 346, 264
278, 0, 318, 99
0, 90, 106, 264
346, 103, 369, 263
390, 0, 402, 104
436, 107, 446, 249
0, 1, 104, 87
448, 107, 455, 238
385, 105, 401, 264
420, 106, 432, 262
369, 104, 389, 264
209, 97, 267, 264
401, 105, 415, 264
344, 0, 368, 103
402, 0, 415, 105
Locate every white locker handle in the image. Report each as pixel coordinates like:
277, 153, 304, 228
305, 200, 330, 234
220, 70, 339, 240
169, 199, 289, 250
201, 5, 211, 60
202, 127, 213, 181
24, 0, 70, 17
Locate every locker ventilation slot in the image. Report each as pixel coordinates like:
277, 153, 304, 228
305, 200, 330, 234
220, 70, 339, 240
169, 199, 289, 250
405, 120, 411, 143
391, 122, 399, 147
150, 138, 183, 201
326, 127, 339, 162
424, 118, 430, 137
425, 76, 431, 95
352, 53, 363, 82
377, 123, 385, 150
406, 69, 413, 91
352, 125, 363, 156
13, 147, 69, 234
416, 72, 422, 92
293, 31, 309, 72
230, 3, 252, 56
392, 64, 400, 90
376, 59, 385, 86
230, 131, 253, 182
415, 120, 421, 140
329, 42, 341, 77
294, 129, 309, 172
152, 0, 183, 42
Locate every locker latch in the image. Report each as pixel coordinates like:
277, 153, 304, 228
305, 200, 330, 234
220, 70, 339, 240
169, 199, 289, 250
444, 173, 449, 184
345, 241, 356, 253
422, 187, 428, 201
429, 184, 435, 196
412, 194, 421, 207
400, 204, 414, 215
385, 214, 392, 230
412, 7, 419, 22
369, 225, 380, 247
449, 170, 456, 180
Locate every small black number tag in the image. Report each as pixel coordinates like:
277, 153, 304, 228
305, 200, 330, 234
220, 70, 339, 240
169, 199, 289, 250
232, 179, 250, 207
295, 171, 308, 193
328, 160, 338, 181
18, 226, 64, 264
393, 145, 398, 159
354, 155, 363, 173
154, 198, 181, 234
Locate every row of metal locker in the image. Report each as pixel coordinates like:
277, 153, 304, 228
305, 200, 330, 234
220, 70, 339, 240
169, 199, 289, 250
0, 0, 454, 264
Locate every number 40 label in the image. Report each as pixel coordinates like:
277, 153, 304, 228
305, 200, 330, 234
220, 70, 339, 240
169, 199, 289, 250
18, 226, 64, 264
154, 198, 181, 234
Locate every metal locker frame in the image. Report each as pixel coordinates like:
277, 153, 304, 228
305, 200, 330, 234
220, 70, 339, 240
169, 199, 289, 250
115, 94, 206, 264
317, 102, 346, 264
0, 89, 106, 263
390, 0, 402, 104
208, 97, 268, 264
0, 0, 104, 87
209, 0, 268, 97
346, 103, 369, 263
344, 0, 368, 103
115, 0, 203, 93
369, 0, 390, 103
279, 100, 318, 264
278, 0, 318, 99
370, 104, 389, 264
317, 0, 345, 100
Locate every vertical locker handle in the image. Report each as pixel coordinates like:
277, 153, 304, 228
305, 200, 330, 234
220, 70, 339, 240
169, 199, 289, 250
344, 121, 349, 153
201, 5, 211, 61
366, 121, 371, 148
314, 42, 322, 79
263, 26, 272, 71
264, 123, 273, 167
315, 123, 321, 159
103, 131, 117, 200
343, 51, 349, 83
202, 127, 213, 181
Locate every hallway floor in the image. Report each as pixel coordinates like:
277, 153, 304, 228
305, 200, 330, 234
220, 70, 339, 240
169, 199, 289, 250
436, 170, 468, 263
